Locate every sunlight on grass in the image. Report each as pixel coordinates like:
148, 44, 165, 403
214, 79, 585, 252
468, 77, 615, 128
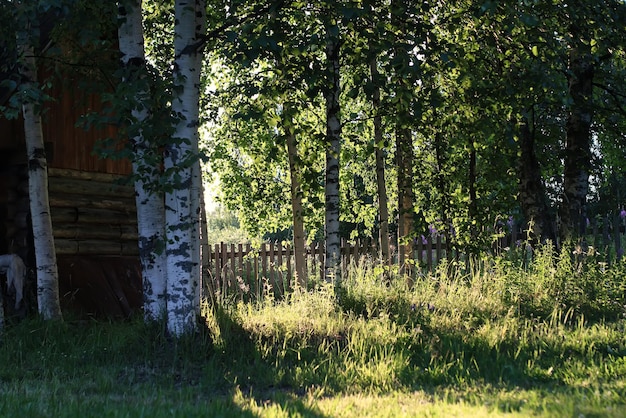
0, 245, 625, 416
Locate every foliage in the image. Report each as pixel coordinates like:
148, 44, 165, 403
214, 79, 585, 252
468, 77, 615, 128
205, 206, 251, 244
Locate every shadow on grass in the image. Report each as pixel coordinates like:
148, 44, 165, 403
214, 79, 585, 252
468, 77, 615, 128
1, 300, 623, 416
0, 314, 329, 417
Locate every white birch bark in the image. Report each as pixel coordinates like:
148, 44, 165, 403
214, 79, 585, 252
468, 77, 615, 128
16, 27, 63, 321
324, 25, 342, 288
165, 0, 205, 336
118, 0, 168, 322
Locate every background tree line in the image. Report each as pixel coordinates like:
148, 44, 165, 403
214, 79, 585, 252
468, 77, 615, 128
206, 1, 626, 257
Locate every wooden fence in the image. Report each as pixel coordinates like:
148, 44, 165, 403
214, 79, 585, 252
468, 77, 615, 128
204, 218, 626, 301
205, 236, 451, 301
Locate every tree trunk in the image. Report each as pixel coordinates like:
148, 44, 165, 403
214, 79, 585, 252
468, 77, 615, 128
17, 26, 63, 321
189, 0, 207, 316
468, 142, 478, 245
434, 130, 452, 252
370, 57, 391, 269
284, 109, 307, 289
165, 0, 205, 336
324, 22, 342, 289
559, 39, 594, 244
396, 127, 414, 283
118, 0, 168, 322
392, 0, 414, 285
518, 115, 556, 245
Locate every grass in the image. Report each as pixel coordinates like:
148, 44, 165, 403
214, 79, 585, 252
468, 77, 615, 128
1, 244, 625, 417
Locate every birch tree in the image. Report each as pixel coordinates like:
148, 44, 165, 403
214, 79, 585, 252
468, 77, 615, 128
15, 5, 62, 321
164, 0, 205, 336
117, 0, 168, 322
323, 10, 342, 287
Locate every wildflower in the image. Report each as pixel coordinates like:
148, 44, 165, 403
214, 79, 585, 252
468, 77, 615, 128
507, 216, 514, 229
428, 224, 437, 237
620, 209, 626, 219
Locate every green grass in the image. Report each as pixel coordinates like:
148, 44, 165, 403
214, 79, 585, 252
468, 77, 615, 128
1, 245, 626, 417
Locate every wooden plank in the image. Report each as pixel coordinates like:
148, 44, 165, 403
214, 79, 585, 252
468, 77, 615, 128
48, 167, 130, 183
220, 242, 227, 295
53, 223, 137, 241
245, 243, 252, 296
285, 243, 292, 291
253, 245, 260, 300
318, 242, 324, 283
49, 193, 135, 211
427, 237, 433, 272
436, 235, 443, 267
213, 243, 220, 295
48, 176, 134, 199
261, 243, 268, 294
54, 238, 138, 255
50, 206, 136, 225
269, 242, 278, 296
276, 242, 284, 297
237, 243, 244, 299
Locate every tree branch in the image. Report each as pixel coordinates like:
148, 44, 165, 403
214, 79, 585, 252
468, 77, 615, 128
179, 0, 288, 57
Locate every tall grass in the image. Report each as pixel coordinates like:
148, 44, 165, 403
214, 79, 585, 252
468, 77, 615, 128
0, 244, 625, 416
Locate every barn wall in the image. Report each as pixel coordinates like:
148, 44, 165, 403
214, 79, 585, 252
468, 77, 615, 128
43, 86, 132, 175
48, 168, 138, 256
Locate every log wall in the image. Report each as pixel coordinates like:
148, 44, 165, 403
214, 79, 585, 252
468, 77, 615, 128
48, 168, 138, 256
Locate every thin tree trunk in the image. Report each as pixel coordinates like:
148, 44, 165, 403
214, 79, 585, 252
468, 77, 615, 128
468, 142, 478, 244
118, 0, 168, 322
559, 39, 594, 244
17, 26, 62, 321
396, 126, 414, 283
189, 0, 207, 316
284, 109, 307, 289
165, 0, 205, 336
324, 22, 342, 288
434, 130, 452, 253
392, 0, 414, 285
370, 57, 391, 269
518, 115, 556, 245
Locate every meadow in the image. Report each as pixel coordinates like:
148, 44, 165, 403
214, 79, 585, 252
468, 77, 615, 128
0, 243, 625, 417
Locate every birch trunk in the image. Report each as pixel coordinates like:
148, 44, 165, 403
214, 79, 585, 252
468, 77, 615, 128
324, 24, 341, 288
118, 0, 168, 322
165, 0, 205, 336
370, 57, 391, 269
17, 27, 62, 321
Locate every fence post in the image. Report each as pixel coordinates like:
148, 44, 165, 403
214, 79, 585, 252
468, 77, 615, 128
427, 236, 433, 272
285, 243, 292, 291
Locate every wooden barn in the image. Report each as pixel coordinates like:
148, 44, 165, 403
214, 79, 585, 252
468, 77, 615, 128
0, 17, 142, 318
